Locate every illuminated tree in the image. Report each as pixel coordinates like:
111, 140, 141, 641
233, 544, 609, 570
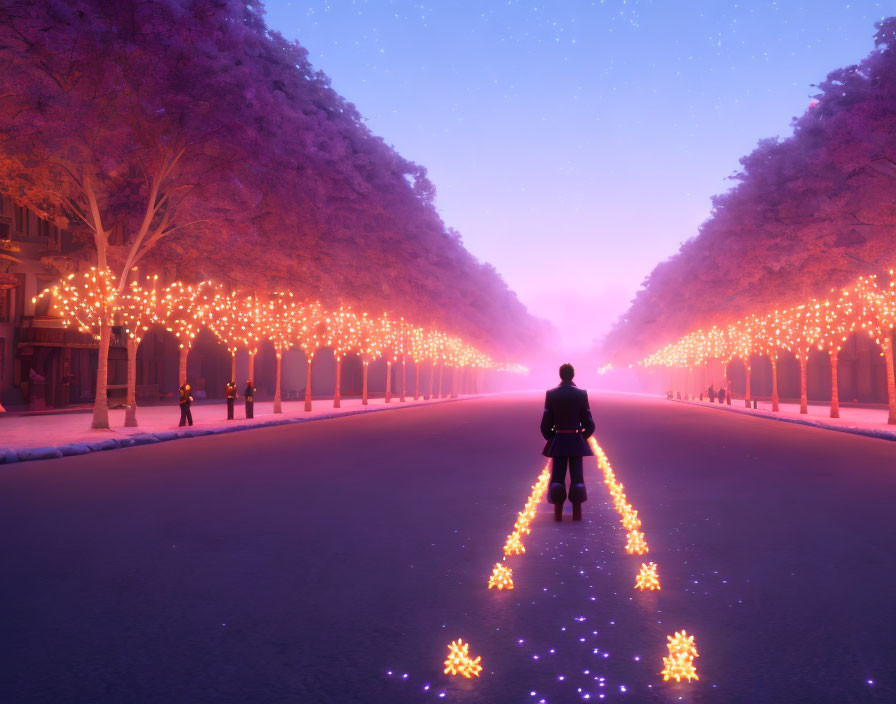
156, 282, 216, 387
809, 293, 857, 418
260, 293, 299, 414
118, 276, 163, 427
379, 314, 399, 404
355, 312, 383, 405
406, 326, 427, 400
854, 274, 896, 424
780, 303, 823, 415
296, 303, 333, 412
330, 307, 361, 409
206, 291, 249, 386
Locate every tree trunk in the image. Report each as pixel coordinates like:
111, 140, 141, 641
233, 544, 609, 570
427, 360, 434, 400
883, 337, 896, 425
248, 350, 255, 384
230, 353, 236, 383
400, 356, 406, 402
385, 361, 392, 403
273, 352, 283, 413
334, 358, 341, 408
362, 362, 369, 405
304, 359, 313, 412
829, 350, 840, 419
439, 363, 444, 398
799, 354, 808, 414
178, 345, 189, 387
91, 323, 112, 429
124, 336, 138, 427
771, 355, 779, 412
451, 367, 458, 398
744, 360, 752, 408
414, 363, 420, 400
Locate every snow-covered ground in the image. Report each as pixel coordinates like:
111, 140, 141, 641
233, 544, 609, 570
0, 395, 469, 458
675, 396, 896, 441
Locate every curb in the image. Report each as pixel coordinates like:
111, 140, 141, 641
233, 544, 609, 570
0, 396, 480, 466
670, 397, 896, 443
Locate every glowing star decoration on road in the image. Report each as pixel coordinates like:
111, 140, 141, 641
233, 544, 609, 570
622, 508, 641, 531
514, 511, 533, 535
635, 562, 661, 591
443, 639, 483, 679
661, 630, 699, 683
625, 530, 649, 555
488, 562, 514, 590
503, 532, 525, 556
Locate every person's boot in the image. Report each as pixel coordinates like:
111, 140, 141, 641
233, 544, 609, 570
554, 501, 563, 522
572, 502, 582, 521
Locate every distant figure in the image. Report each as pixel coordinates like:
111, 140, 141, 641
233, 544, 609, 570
718, 386, 726, 405
708, 384, 716, 403
676, 391, 682, 400
726, 379, 733, 405
245, 380, 256, 419
178, 383, 194, 426
665, 389, 673, 399
225, 380, 237, 420
541, 363, 596, 522
699, 392, 704, 401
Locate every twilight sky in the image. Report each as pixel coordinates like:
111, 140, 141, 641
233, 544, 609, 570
263, 0, 888, 354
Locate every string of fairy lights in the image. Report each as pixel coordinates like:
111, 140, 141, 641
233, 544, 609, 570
33, 268, 527, 380
440, 442, 699, 690
588, 436, 699, 683
638, 271, 896, 423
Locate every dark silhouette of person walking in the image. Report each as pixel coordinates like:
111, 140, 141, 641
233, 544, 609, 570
244, 380, 256, 419
540, 363, 596, 521
708, 383, 716, 403
225, 380, 237, 420
178, 383, 194, 427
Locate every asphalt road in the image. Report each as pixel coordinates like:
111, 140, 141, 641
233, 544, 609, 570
1, 392, 894, 703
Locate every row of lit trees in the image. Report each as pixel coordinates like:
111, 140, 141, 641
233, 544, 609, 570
36, 269, 525, 428
640, 271, 896, 424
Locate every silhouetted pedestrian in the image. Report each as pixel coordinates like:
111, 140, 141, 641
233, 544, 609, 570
708, 384, 716, 403
245, 380, 256, 419
718, 386, 726, 405
178, 383, 194, 426
541, 363, 596, 522
225, 381, 237, 420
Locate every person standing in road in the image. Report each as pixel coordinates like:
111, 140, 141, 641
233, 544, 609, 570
244, 379, 256, 419
178, 383, 194, 427
225, 380, 237, 420
540, 363, 596, 522
718, 385, 726, 405
708, 384, 716, 403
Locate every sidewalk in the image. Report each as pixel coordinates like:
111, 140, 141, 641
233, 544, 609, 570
0, 395, 475, 463
673, 396, 896, 442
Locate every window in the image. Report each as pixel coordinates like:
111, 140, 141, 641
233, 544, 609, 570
0, 289, 9, 322
13, 206, 23, 236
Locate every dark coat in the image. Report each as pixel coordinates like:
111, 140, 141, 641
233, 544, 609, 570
540, 381, 596, 457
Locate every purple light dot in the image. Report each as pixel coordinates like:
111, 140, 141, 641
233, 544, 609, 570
867, 680, 875, 686
602, 653, 610, 659
386, 671, 393, 676
533, 654, 540, 660
633, 656, 640, 662
558, 675, 566, 681
439, 693, 446, 699
402, 673, 408, 679
620, 685, 627, 693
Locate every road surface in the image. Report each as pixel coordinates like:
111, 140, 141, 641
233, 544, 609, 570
1, 392, 894, 703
